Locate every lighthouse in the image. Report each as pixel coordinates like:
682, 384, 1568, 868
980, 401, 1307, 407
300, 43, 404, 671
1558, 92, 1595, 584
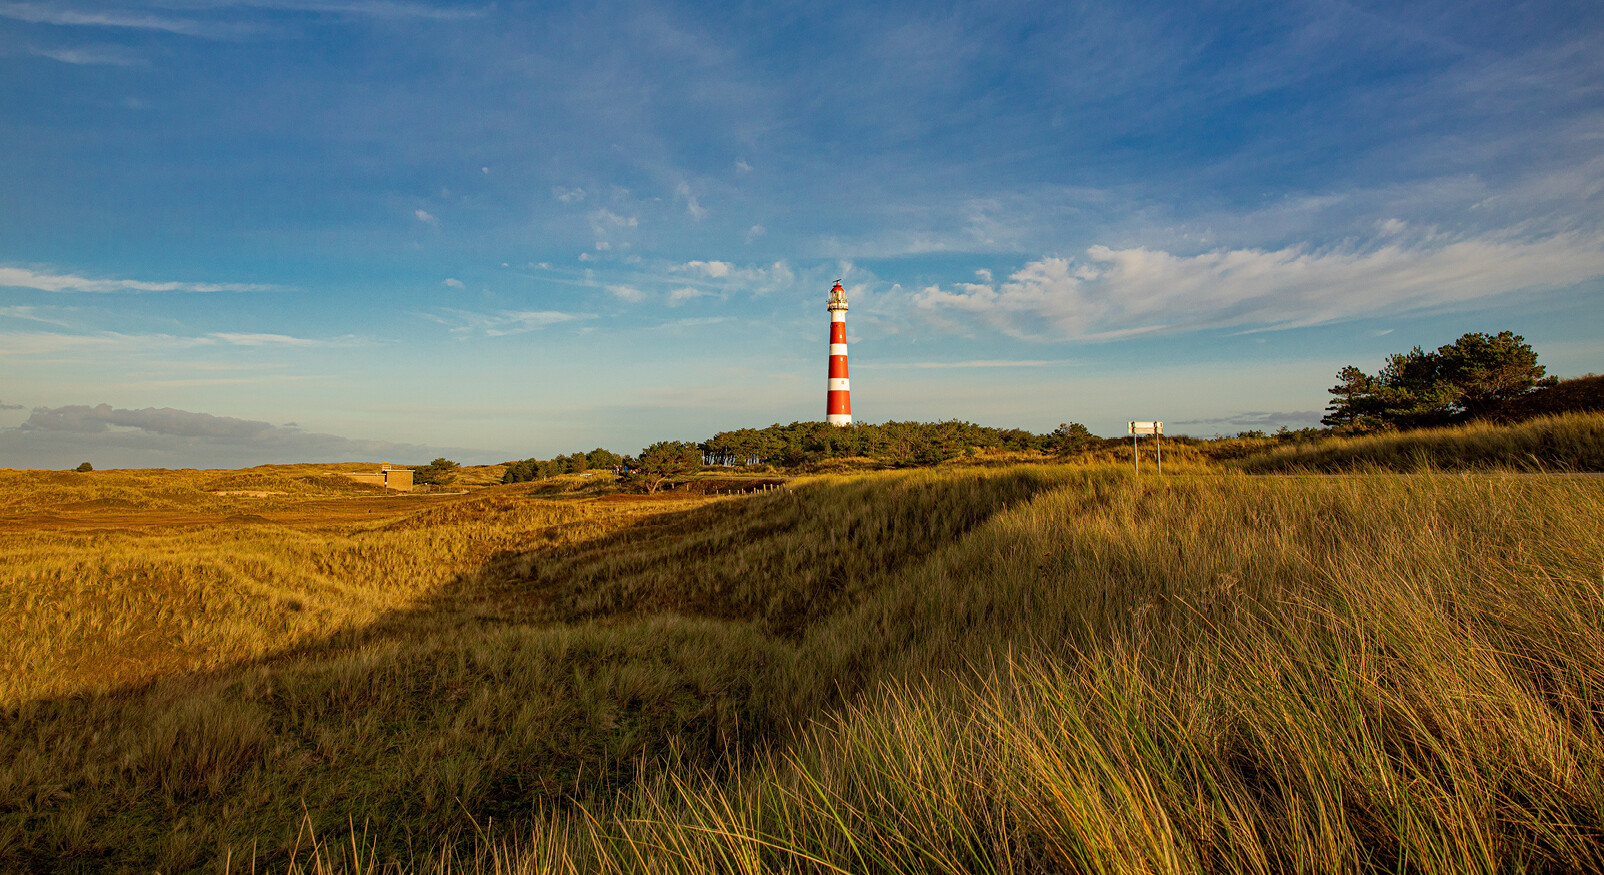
826, 280, 852, 425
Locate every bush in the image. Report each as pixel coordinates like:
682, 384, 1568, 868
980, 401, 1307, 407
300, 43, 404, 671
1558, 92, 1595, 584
412, 458, 460, 486
621, 441, 702, 493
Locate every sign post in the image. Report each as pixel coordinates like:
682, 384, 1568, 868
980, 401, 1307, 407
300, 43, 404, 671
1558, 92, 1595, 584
1127, 421, 1163, 474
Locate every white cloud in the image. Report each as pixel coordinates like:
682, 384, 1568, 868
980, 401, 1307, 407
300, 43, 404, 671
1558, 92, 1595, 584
588, 208, 638, 250
745, 224, 765, 243
0, 2, 250, 36
666, 286, 709, 306
735, 159, 752, 173
0, 331, 202, 356
675, 182, 707, 220
0, 266, 279, 294
207, 332, 331, 347
608, 284, 646, 303
677, 260, 731, 278
29, 45, 143, 66
211, 1, 484, 21
553, 186, 586, 204
443, 277, 464, 288
657, 259, 797, 299
414, 209, 438, 224
0, 0, 481, 43
425, 308, 592, 337
913, 231, 1604, 341
0, 329, 352, 356
0, 305, 68, 326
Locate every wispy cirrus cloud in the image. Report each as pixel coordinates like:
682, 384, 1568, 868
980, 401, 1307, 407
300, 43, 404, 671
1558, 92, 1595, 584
189, 0, 486, 20
665, 286, 709, 306
0, 0, 481, 38
0, 266, 281, 294
664, 259, 797, 297
0, 2, 256, 37
0, 330, 354, 356
423, 308, 593, 337
28, 44, 143, 65
0, 331, 206, 356
207, 332, 352, 347
675, 181, 706, 220
588, 209, 638, 251
0, 305, 69, 326
913, 228, 1604, 341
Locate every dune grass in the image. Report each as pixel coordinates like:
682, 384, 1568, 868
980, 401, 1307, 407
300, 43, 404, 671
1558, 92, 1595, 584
3, 464, 1602, 872
0, 469, 658, 704
1236, 410, 1604, 473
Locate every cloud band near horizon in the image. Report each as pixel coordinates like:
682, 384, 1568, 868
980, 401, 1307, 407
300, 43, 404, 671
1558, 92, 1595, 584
0, 404, 497, 469
913, 230, 1604, 341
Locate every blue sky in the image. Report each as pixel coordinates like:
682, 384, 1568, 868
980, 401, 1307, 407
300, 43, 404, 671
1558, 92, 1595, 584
2, 0, 1602, 467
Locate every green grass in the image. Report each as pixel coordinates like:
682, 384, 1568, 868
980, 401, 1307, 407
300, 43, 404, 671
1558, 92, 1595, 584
3, 464, 1602, 873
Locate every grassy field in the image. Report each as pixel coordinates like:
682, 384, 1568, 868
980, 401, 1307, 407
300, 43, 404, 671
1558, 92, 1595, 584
1236, 410, 1604, 473
2, 457, 1602, 873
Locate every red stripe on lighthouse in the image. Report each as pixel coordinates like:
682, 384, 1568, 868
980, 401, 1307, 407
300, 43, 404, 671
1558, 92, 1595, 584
826, 280, 852, 425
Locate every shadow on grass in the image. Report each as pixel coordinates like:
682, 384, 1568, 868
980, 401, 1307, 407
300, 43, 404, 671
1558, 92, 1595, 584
0, 468, 1067, 873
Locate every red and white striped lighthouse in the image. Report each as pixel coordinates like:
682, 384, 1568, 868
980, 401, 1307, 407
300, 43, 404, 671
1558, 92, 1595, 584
826, 279, 852, 425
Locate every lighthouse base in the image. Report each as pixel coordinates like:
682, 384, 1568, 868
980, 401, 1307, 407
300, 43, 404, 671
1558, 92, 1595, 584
827, 414, 852, 426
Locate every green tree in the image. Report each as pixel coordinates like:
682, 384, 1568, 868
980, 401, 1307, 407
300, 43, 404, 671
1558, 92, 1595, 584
621, 441, 701, 493
413, 458, 460, 486
1050, 422, 1095, 456
1435, 331, 1554, 418
501, 459, 539, 483
74, 461, 93, 472
1323, 332, 1551, 431
585, 448, 623, 469
1323, 365, 1388, 431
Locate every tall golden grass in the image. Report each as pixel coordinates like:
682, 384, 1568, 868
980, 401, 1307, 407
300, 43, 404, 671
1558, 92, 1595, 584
1236, 410, 1604, 473
0, 468, 656, 704
2, 462, 1601, 872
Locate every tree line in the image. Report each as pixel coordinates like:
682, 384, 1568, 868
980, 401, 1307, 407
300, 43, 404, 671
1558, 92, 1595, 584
699, 419, 1095, 467
501, 448, 623, 483
482, 329, 1591, 491
494, 421, 1098, 490
1323, 331, 1562, 431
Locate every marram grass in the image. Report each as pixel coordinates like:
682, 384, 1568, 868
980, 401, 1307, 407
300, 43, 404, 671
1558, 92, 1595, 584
1236, 410, 1604, 473
2, 464, 1602, 873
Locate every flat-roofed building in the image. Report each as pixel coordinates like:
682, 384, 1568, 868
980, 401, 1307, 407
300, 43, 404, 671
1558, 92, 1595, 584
343, 463, 413, 492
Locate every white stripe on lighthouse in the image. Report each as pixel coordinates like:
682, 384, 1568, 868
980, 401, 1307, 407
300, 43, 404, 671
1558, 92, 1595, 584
828, 378, 850, 391
829, 343, 848, 356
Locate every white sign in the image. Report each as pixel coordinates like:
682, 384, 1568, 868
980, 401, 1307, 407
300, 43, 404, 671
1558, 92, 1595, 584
1127, 421, 1163, 435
